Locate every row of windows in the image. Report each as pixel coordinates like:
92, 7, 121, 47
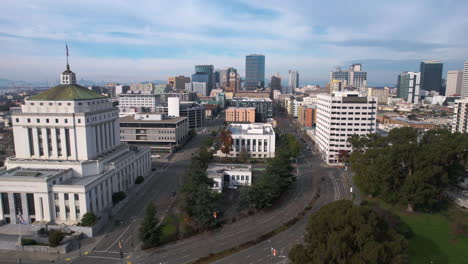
330, 123, 374, 126
16, 113, 117, 125
29, 99, 108, 107
54, 193, 80, 201
231, 175, 250, 181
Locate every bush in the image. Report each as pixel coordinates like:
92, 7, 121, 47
21, 239, 37, 246
48, 230, 64, 247
38, 227, 47, 236
135, 176, 145, 184
112, 191, 127, 205
80, 212, 97, 227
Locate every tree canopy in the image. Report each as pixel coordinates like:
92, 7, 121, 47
219, 129, 233, 156
181, 146, 219, 230
349, 127, 468, 212
139, 202, 162, 249
289, 200, 408, 264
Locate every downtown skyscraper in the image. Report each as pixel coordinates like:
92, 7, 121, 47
420, 61, 443, 94
288, 70, 299, 91
245, 54, 265, 90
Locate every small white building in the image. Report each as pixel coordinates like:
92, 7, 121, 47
206, 164, 252, 192
216, 123, 276, 159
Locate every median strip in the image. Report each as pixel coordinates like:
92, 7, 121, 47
189, 186, 322, 264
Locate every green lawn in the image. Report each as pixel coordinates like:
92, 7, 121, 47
398, 210, 468, 264
159, 215, 179, 244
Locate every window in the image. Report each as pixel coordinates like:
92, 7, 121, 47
27, 118, 31, 123
37, 118, 40, 123
64, 194, 69, 200
74, 194, 79, 200
15, 118, 19, 122
46, 119, 49, 123
65, 119, 68, 123
54, 193, 59, 200
58, 103, 62, 106
55, 119, 59, 123
67, 103, 71, 106
78, 119, 81, 123
49, 103, 53, 106
246, 176, 249, 181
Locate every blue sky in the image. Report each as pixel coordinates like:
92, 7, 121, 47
1, 0, 467, 85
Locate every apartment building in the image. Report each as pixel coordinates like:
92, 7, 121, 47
225, 107, 256, 123
316, 92, 377, 164
452, 98, 468, 133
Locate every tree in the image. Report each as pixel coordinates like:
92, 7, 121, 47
239, 147, 249, 162
219, 129, 233, 157
80, 212, 97, 227
407, 114, 417, 120
112, 191, 127, 205
289, 200, 408, 264
135, 175, 145, 184
48, 230, 65, 247
139, 203, 161, 249
349, 128, 468, 212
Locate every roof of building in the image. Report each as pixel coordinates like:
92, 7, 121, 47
206, 164, 252, 179
228, 123, 274, 135
120, 115, 186, 124
226, 107, 256, 110
0, 167, 68, 181
28, 84, 106, 101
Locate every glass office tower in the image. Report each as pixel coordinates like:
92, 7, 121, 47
420, 61, 443, 94
245, 54, 265, 90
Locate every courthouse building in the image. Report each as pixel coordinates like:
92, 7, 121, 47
0, 63, 151, 225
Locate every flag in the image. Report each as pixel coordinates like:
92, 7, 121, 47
17, 212, 26, 224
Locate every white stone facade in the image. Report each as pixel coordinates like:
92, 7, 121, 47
217, 123, 275, 158
316, 92, 377, 164
207, 164, 252, 193
0, 66, 151, 226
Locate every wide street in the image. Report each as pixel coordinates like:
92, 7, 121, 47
0, 111, 348, 264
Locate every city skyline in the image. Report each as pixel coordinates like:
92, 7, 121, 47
1, 0, 468, 85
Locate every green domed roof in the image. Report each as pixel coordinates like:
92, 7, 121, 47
28, 84, 107, 101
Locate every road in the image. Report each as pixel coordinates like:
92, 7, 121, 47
1, 111, 348, 264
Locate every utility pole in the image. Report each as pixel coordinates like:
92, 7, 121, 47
119, 239, 124, 264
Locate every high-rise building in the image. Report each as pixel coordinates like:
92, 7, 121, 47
461, 62, 468, 98
0, 62, 151, 225
245, 54, 265, 90
330, 64, 367, 91
420, 61, 443, 94
316, 92, 377, 164
189, 82, 208, 97
192, 65, 214, 96
214, 70, 221, 88
397, 72, 421, 104
228, 71, 241, 92
288, 70, 299, 91
270, 73, 282, 91
168, 76, 190, 92
452, 98, 468, 133
220, 67, 236, 89
445, 70, 463, 96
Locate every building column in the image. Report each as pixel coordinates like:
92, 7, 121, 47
20, 193, 29, 224
114, 120, 120, 146
60, 128, 67, 159
69, 194, 77, 222
32, 128, 40, 158
41, 128, 49, 157
100, 124, 105, 153
33, 194, 43, 221
69, 128, 77, 160
51, 127, 59, 159
58, 193, 66, 222
8, 193, 16, 224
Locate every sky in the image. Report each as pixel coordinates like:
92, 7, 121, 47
1, 0, 467, 86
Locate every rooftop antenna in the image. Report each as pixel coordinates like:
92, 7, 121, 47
66, 43, 70, 70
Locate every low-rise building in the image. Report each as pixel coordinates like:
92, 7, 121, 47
216, 123, 275, 159
231, 98, 273, 122
225, 107, 256, 123
298, 105, 317, 128
118, 92, 197, 113
119, 113, 189, 153
206, 164, 252, 192
234, 91, 271, 99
